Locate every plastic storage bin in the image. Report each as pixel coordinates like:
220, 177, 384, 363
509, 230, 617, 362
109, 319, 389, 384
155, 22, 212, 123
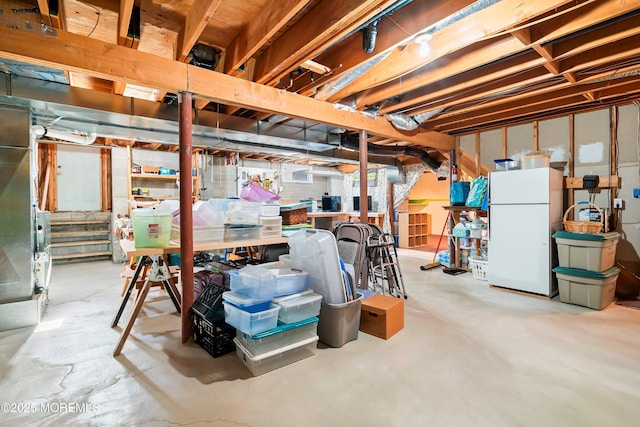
225, 201, 261, 225
260, 216, 283, 238
236, 317, 318, 356
288, 229, 347, 304
520, 152, 550, 169
223, 302, 280, 335
222, 291, 272, 313
171, 224, 224, 245
234, 335, 318, 376
224, 225, 262, 242
273, 291, 322, 324
317, 293, 363, 348
553, 266, 619, 310
229, 266, 309, 299
554, 231, 620, 272
132, 208, 172, 248
261, 203, 281, 217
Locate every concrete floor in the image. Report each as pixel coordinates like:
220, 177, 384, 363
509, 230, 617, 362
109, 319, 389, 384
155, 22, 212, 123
1, 250, 640, 426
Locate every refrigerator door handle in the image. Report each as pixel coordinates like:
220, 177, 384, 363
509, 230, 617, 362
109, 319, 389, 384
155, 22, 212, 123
487, 205, 491, 241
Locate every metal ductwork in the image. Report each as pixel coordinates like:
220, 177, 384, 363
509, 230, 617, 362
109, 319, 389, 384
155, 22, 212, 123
385, 109, 443, 130
362, 20, 378, 53
340, 132, 444, 175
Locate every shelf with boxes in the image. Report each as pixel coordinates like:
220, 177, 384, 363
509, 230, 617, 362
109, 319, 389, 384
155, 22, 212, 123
127, 147, 200, 215
444, 205, 487, 271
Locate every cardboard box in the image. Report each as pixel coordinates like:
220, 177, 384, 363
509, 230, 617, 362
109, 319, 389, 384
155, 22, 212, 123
359, 294, 404, 339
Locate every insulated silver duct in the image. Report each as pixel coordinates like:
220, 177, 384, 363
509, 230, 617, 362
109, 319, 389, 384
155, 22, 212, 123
340, 132, 446, 176
315, 51, 392, 101
385, 109, 443, 130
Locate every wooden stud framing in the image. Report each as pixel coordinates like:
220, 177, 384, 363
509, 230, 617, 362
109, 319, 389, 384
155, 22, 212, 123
101, 148, 111, 211
568, 114, 575, 219
564, 175, 621, 189
475, 132, 481, 177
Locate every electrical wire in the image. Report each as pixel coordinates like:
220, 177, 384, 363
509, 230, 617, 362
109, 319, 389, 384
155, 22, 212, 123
86, 3, 101, 38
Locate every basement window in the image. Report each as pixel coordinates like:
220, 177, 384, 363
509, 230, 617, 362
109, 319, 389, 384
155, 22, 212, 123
281, 164, 313, 184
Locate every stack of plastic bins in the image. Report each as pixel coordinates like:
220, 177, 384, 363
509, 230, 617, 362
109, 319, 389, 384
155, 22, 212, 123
225, 264, 322, 376
224, 201, 263, 242
552, 231, 621, 310
288, 229, 363, 348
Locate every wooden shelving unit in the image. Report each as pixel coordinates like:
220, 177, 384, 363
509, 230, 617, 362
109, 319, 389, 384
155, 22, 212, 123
398, 212, 430, 248
127, 147, 200, 215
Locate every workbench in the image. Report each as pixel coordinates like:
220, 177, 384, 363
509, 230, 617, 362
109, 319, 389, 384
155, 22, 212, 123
307, 211, 384, 230
112, 235, 289, 356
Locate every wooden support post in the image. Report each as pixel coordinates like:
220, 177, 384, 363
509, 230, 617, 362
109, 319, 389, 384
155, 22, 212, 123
474, 132, 481, 177
388, 180, 394, 235
533, 120, 539, 152
359, 129, 368, 225
501, 127, 507, 158
49, 144, 58, 212
179, 92, 195, 344
610, 106, 618, 229
568, 114, 575, 219
448, 148, 456, 267
101, 148, 111, 211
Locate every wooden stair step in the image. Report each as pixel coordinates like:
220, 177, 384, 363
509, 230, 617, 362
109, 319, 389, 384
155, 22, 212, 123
51, 220, 110, 226
52, 250, 112, 260
51, 230, 110, 238
51, 239, 111, 248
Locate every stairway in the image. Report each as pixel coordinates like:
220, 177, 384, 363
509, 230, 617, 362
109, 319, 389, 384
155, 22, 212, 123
50, 212, 112, 263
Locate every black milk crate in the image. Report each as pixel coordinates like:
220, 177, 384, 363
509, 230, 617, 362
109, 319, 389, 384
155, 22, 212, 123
193, 313, 236, 358
191, 281, 227, 323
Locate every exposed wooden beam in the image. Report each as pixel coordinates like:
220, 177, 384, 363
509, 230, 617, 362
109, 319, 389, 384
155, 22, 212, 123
36, 0, 53, 27
403, 38, 640, 120
564, 175, 621, 189
177, 0, 224, 62
430, 80, 640, 133
224, 0, 311, 74
358, 0, 640, 111
252, 0, 392, 85
358, 36, 528, 110
434, 76, 640, 126
118, 0, 135, 46
379, 53, 546, 115
0, 25, 454, 149
329, 0, 575, 101
311, 0, 476, 99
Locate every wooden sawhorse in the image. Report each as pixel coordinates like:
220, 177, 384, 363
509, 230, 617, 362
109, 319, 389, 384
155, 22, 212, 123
111, 254, 182, 356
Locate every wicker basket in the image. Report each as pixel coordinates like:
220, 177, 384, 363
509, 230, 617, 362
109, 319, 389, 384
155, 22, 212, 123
563, 202, 603, 234
280, 207, 308, 225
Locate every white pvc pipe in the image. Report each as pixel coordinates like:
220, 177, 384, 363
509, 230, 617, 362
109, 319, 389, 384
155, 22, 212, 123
31, 125, 97, 145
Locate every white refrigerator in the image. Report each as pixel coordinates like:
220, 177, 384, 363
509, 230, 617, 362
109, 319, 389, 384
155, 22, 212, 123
487, 167, 563, 296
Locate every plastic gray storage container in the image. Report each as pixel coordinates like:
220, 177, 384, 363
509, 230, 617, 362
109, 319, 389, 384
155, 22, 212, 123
553, 266, 619, 310
554, 231, 620, 272
317, 293, 363, 348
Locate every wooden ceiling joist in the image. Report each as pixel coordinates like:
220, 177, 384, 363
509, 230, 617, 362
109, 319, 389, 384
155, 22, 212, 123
0, 25, 453, 150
